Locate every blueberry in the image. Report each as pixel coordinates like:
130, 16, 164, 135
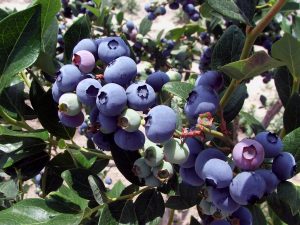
184, 85, 219, 122
144, 145, 164, 167
96, 83, 127, 116
201, 159, 233, 188
97, 112, 118, 134
52, 81, 65, 103
118, 108, 141, 132
152, 160, 174, 181
255, 169, 279, 194
272, 152, 296, 181
126, 20, 135, 30
72, 50, 95, 73
55, 64, 83, 92
126, 82, 156, 111
166, 70, 182, 81
146, 71, 170, 92
114, 129, 145, 151
180, 167, 204, 187
145, 105, 177, 143
232, 139, 265, 171
211, 188, 240, 214
183, 3, 194, 14
89, 106, 99, 125
255, 131, 282, 158
190, 12, 200, 21
229, 171, 266, 205
105, 177, 112, 185
169, 2, 180, 9
133, 158, 152, 178
194, 148, 226, 178
58, 93, 82, 116
73, 38, 98, 58
163, 138, 190, 164
210, 220, 231, 225
147, 12, 156, 20
104, 56, 137, 87
144, 175, 162, 187
92, 131, 111, 151
98, 37, 130, 64
195, 71, 224, 91
199, 199, 218, 216
58, 111, 84, 128
76, 78, 102, 107
231, 207, 253, 225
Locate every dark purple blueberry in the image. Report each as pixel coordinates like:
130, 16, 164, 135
146, 71, 170, 92
55, 64, 83, 92
272, 152, 296, 181
180, 167, 204, 187
58, 111, 84, 128
73, 38, 98, 58
114, 129, 145, 151
195, 71, 224, 91
255, 131, 282, 158
76, 78, 102, 107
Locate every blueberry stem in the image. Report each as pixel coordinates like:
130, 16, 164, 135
167, 209, 175, 225
220, 0, 287, 109
108, 186, 152, 202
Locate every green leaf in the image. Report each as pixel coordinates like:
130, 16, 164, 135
211, 25, 245, 70
68, 149, 97, 169
165, 27, 185, 41
162, 82, 194, 101
206, 0, 252, 25
220, 51, 285, 80
29, 80, 75, 140
272, 33, 300, 78
107, 181, 125, 198
274, 66, 293, 107
139, 17, 152, 36
0, 179, 18, 199
223, 84, 248, 123
0, 5, 41, 94
88, 175, 108, 205
64, 15, 91, 62
41, 18, 58, 55
239, 111, 265, 134
282, 127, 300, 173
276, 181, 300, 216
268, 205, 288, 225
247, 205, 267, 225
0, 8, 9, 21
156, 30, 164, 43
268, 192, 300, 225
0, 198, 82, 225
134, 189, 165, 224
0, 126, 49, 141
82, 3, 101, 17
116, 11, 124, 25
283, 93, 300, 134
35, 51, 60, 75
235, 0, 257, 26
62, 168, 105, 200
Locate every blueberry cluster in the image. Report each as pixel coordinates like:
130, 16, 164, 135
122, 20, 138, 42
60, 0, 95, 18
160, 38, 175, 57
144, 0, 200, 21
199, 47, 212, 73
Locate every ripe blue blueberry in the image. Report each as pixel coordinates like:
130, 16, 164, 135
97, 112, 118, 134
145, 105, 177, 143
255, 169, 279, 194
126, 82, 156, 111
210, 220, 231, 225
96, 83, 127, 116
76, 78, 102, 107
146, 71, 170, 92
231, 207, 253, 225
56, 64, 83, 92
229, 171, 266, 205
105, 177, 112, 185
114, 129, 145, 151
92, 131, 111, 151
104, 56, 137, 87
58, 111, 84, 128
73, 38, 98, 58
98, 37, 130, 64
211, 188, 240, 214
272, 152, 296, 181
180, 167, 204, 187
255, 131, 282, 158
72, 50, 95, 73
52, 81, 64, 103
126, 20, 135, 30
195, 71, 224, 91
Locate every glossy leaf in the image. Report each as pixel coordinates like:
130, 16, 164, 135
283, 93, 300, 134
272, 33, 300, 78
0, 5, 41, 94
88, 175, 108, 205
274, 66, 293, 107
0, 126, 48, 141
247, 205, 267, 225
0, 180, 18, 199
220, 51, 285, 80
239, 111, 265, 134
107, 181, 125, 198
162, 82, 194, 101
282, 127, 300, 173
139, 17, 152, 36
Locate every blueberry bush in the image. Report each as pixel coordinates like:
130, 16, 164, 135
0, 0, 300, 224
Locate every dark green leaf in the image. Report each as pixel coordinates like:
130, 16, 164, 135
268, 205, 288, 225
165, 27, 185, 41
165, 196, 196, 210
236, 0, 257, 26
0, 126, 48, 141
190, 216, 201, 225
35, 51, 61, 75
41, 18, 59, 55
281, 1, 300, 11
211, 25, 245, 70
139, 17, 152, 36
220, 51, 285, 80
42, 151, 75, 195
29, 79, 75, 140
0, 8, 9, 21
206, 0, 252, 25
82, 3, 101, 17
62, 168, 105, 200
274, 66, 293, 107
121, 184, 139, 196
247, 205, 267, 225
282, 127, 300, 173
272, 33, 300, 78
134, 189, 165, 224
116, 11, 124, 25
0, 198, 82, 225
88, 175, 108, 205
64, 15, 91, 62
0, 5, 41, 94
162, 82, 194, 101
107, 181, 125, 198
156, 30, 164, 43
267, 192, 300, 225
283, 93, 300, 134
276, 181, 300, 216
223, 84, 248, 123
183, 24, 205, 36
239, 111, 265, 134
68, 149, 97, 169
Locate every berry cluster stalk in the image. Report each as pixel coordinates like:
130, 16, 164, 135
220, 0, 287, 108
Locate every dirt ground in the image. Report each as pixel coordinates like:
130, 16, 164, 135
1, 0, 300, 224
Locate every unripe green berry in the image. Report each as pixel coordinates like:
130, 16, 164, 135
58, 93, 82, 116
133, 158, 151, 178
144, 174, 162, 187
144, 145, 164, 167
118, 108, 141, 132
163, 138, 190, 164
152, 160, 174, 181
166, 70, 182, 81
